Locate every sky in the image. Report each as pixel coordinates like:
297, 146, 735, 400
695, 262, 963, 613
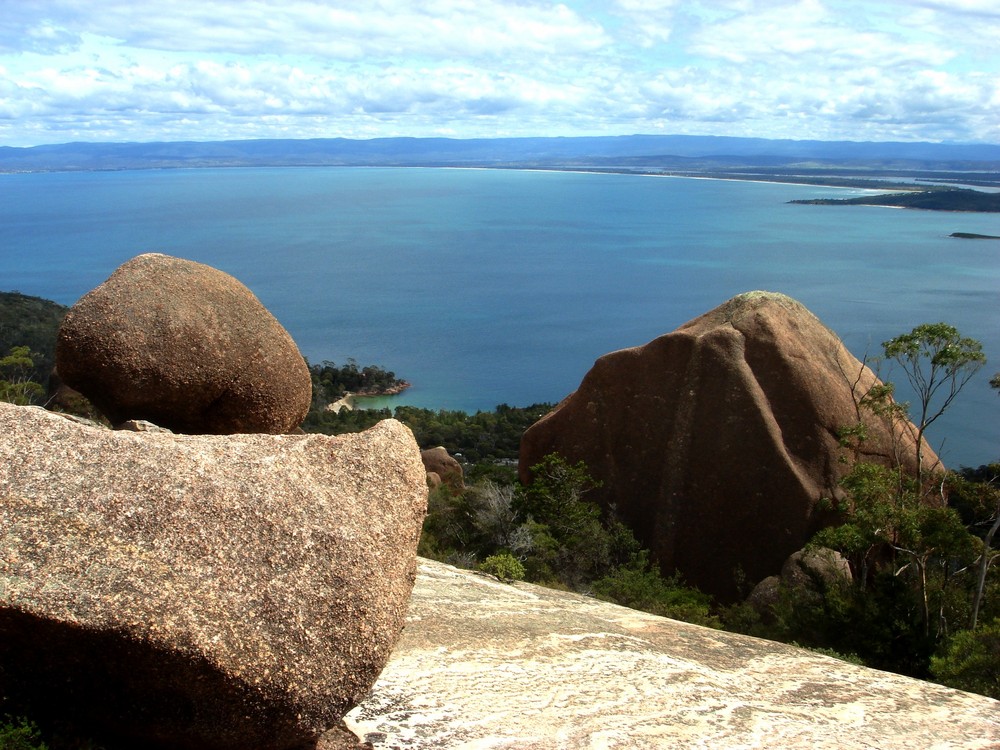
1, 0, 999, 147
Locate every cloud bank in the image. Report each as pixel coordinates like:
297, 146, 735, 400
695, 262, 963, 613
1, 0, 998, 146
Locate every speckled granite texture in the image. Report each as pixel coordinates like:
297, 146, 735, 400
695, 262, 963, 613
347, 559, 1000, 749
0, 404, 427, 749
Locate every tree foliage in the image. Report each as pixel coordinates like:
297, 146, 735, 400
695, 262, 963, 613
417, 452, 718, 629
0, 346, 45, 405
881, 322, 986, 474
931, 618, 1000, 699
771, 322, 1000, 691
813, 462, 974, 640
304, 402, 553, 464
0, 715, 48, 750
308, 358, 406, 408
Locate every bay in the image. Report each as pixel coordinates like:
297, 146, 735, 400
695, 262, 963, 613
1, 166, 997, 467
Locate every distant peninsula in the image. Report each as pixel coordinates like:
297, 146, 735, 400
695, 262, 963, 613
789, 187, 1000, 212
951, 232, 1000, 239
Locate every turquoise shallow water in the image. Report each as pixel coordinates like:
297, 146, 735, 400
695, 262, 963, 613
1, 166, 998, 467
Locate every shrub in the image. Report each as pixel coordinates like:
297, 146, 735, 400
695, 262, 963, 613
0, 715, 48, 750
0, 346, 45, 405
478, 552, 526, 583
791, 643, 866, 666
930, 618, 1000, 699
417, 484, 473, 561
591, 551, 720, 628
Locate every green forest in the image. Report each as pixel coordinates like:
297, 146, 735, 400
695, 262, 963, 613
2, 291, 999, 728
790, 186, 1000, 211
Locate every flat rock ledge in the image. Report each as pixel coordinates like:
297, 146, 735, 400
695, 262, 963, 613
346, 559, 1000, 749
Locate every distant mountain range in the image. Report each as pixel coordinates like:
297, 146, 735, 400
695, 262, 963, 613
3, 134, 1000, 174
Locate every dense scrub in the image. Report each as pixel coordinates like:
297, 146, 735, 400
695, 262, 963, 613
0, 291, 68, 392
305, 401, 553, 465
420, 453, 720, 628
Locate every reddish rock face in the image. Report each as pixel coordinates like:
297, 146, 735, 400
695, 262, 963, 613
56, 253, 311, 434
519, 292, 933, 602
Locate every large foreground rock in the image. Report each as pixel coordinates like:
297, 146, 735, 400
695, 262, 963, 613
56, 253, 311, 434
520, 291, 934, 601
0, 404, 427, 750
346, 559, 999, 749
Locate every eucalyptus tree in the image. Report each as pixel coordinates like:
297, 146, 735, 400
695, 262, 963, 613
0, 346, 44, 405
882, 323, 986, 477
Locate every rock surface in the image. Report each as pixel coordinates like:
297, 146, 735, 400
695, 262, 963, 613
0, 403, 427, 750
746, 547, 853, 623
780, 546, 853, 590
420, 446, 465, 492
346, 558, 1000, 749
56, 253, 311, 434
519, 291, 933, 601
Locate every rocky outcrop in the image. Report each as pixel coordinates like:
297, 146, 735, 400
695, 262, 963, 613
55, 253, 311, 434
0, 403, 427, 750
519, 291, 934, 601
746, 546, 853, 620
346, 559, 1000, 749
781, 546, 852, 590
420, 446, 465, 492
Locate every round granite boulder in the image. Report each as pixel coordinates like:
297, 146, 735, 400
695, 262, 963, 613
56, 253, 311, 434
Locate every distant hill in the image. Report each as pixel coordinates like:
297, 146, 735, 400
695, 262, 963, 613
3, 135, 1000, 173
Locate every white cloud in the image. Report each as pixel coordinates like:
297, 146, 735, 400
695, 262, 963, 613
895, 0, 1000, 66
911, 0, 1000, 16
688, 0, 954, 69
612, 0, 681, 46
8, 0, 607, 60
0, 0, 997, 145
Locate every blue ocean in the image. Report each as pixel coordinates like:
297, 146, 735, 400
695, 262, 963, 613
2, 167, 997, 467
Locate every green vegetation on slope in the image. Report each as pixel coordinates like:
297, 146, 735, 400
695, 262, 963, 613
419, 452, 720, 628
0, 292, 68, 389
305, 402, 554, 467
0, 347, 45, 405
790, 187, 1000, 212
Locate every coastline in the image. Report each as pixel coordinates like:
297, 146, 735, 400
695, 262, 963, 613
6, 159, 994, 193
473, 164, 956, 192
324, 381, 412, 413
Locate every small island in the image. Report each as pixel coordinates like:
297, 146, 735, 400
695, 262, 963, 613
790, 187, 1000, 212
950, 232, 1000, 239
